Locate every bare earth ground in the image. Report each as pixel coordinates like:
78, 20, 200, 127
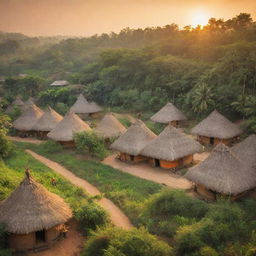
27, 220, 83, 256
25, 150, 133, 230
8, 136, 43, 144
102, 154, 192, 190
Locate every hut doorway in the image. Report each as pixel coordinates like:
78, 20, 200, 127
130, 155, 134, 162
36, 230, 46, 243
154, 159, 160, 167
210, 137, 214, 145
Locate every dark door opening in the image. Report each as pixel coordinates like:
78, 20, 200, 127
154, 159, 160, 167
130, 155, 134, 162
36, 230, 46, 243
210, 137, 214, 145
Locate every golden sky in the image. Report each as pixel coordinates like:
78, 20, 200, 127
0, 0, 255, 36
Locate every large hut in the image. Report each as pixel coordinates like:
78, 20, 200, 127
0, 170, 72, 252
110, 119, 157, 163
13, 104, 44, 137
32, 107, 63, 139
70, 94, 102, 119
47, 111, 91, 147
150, 102, 187, 127
95, 112, 127, 140
185, 143, 256, 200
191, 110, 242, 146
141, 125, 202, 169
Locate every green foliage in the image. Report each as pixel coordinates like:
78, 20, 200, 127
36, 140, 63, 154
0, 114, 13, 159
74, 131, 108, 160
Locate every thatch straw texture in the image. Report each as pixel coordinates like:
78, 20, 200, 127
47, 111, 91, 141
95, 113, 127, 138
185, 144, 256, 195
232, 134, 256, 168
70, 94, 102, 114
0, 171, 72, 234
141, 125, 202, 161
13, 104, 44, 131
32, 106, 63, 132
191, 110, 242, 139
13, 96, 24, 106
110, 119, 157, 155
150, 102, 187, 123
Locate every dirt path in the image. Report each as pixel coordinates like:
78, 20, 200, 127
194, 152, 210, 163
27, 220, 83, 256
102, 154, 192, 190
25, 150, 133, 230
8, 136, 43, 144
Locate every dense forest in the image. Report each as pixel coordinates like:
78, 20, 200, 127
1, 13, 256, 132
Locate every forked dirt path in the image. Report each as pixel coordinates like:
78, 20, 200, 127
102, 154, 192, 190
8, 136, 43, 144
25, 149, 133, 230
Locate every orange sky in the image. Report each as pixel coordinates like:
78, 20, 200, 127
0, 0, 255, 36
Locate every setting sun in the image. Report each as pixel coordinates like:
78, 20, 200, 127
190, 10, 211, 27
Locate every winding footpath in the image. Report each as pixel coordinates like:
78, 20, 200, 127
25, 149, 133, 230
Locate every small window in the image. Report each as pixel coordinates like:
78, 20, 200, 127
130, 155, 134, 161
154, 159, 160, 167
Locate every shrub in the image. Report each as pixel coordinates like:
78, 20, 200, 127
0, 134, 13, 159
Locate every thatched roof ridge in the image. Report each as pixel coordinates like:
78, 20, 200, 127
191, 110, 242, 139
150, 102, 187, 123
141, 125, 202, 161
95, 112, 127, 138
110, 119, 157, 155
13, 96, 24, 106
0, 170, 72, 234
185, 144, 256, 195
32, 106, 63, 131
70, 94, 102, 114
13, 104, 44, 131
47, 111, 91, 141
232, 134, 256, 168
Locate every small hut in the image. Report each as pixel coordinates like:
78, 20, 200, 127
70, 94, 102, 119
0, 170, 72, 252
191, 110, 242, 146
141, 125, 202, 169
13, 96, 25, 107
150, 102, 187, 127
50, 80, 69, 87
32, 107, 63, 139
110, 119, 157, 163
13, 104, 44, 137
185, 143, 256, 200
47, 111, 91, 147
95, 112, 127, 140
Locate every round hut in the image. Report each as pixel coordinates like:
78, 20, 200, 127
0, 170, 72, 252
95, 112, 127, 141
13, 104, 44, 137
150, 102, 187, 127
110, 119, 157, 163
5, 96, 25, 114
141, 125, 202, 169
191, 110, 242, 146
70, 94, 102, 119
47, 111, 91, 147
32, 107, 63, 139
185, 143, 256, 200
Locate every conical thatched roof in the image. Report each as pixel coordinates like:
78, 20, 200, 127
110, 119, 157, 155
13, 104, 44, 131
0, 170, 72, 234
141, 125, 202, 161
25, 97, 34, 106
47, 111, 91, 141
232, 134, 256, 168
95, 113, 127, 139
70, 94, 102, 114
150, 102, 187, 124
185, 144, 256, 195
191, 110, 242, 139
13, 96, 24, 106
32, 106, 63, 132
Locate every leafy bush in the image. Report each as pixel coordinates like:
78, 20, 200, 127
74, 131, 108, 159
0, 114, 13, 159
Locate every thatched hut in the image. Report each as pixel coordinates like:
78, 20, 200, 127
191, 110, 242, 146
150, 102, 187, 127
70, 94, 102, 119
13, 96, 25, 107
32, 107, 63, 139
185, 143, 256, 200
95, 112, 127, 140
50, 80, 69, 87
110, 119, 157, 163
0, 170, 72, 252
47, 111, 91, 147
141, 125, 202, 169
13, 104, 44, 137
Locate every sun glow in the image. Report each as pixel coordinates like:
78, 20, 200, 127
190, 10, 211, 28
